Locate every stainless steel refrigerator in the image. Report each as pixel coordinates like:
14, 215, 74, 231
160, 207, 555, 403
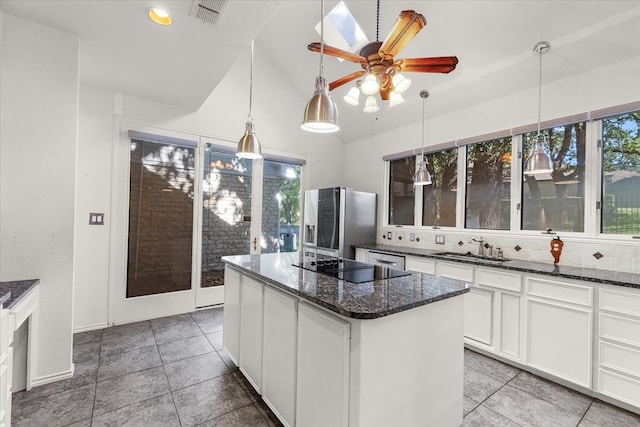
302, 187, 377, 259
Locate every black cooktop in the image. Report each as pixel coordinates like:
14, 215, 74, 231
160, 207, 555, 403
293, 255, 411, 284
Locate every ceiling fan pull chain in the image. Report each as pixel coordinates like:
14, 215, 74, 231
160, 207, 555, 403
376, 0, 380, 42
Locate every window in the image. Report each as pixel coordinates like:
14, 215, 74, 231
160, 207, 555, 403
601, 111, 640, 234
521, 122, 586, 232
466, 138, 512, 230
262, 160, 301, 253
389, 157, 416, 225
423, 148, 457, 227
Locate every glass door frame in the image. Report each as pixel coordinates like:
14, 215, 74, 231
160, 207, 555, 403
110, 122, 201, 325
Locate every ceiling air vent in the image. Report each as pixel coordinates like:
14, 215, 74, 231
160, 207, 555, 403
191, 0, 227, 25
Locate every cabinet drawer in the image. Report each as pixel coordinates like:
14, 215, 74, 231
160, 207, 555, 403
600, 313, 640, 348
600, 341, 640, 377
477, 268, 522, 292
436, 262, 473, 282
526, 277, 592, 307
600, 288, 640, 317
598, 369, 640, 407
405, 257, 435, 275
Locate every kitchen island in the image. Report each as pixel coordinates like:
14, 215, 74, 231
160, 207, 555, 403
222, 252, 469, 427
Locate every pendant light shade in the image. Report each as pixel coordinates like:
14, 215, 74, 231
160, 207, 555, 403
388, 91, 405, 107
236, 121, 261, 159
301, 76, 339, 132
391, 73, 411, 94
236, 40, 262, 159
343, 86, 360, 106
360, 73, 380, 95
524, 41, 552, 175
302, 0, 339, 133
415, 89, 432, 186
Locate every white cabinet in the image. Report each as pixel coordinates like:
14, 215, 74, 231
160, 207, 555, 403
526, 276, 593, 388
464, 287, 495, 348
0, 307, 12, 426
405, 255, 436, 274
239, 275, 264, 393
262, 287, 298, 427
597, 286, 640, 408
222, 266, 241, 365
354, 248, 368, 262
296, 302, 350, 427
436, 261, 474, 283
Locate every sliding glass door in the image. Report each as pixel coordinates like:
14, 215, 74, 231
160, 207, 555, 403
111, 128, 303, 323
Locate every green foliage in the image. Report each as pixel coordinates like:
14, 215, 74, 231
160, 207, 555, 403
603, 112, 640, 172
279, 166, 301, 224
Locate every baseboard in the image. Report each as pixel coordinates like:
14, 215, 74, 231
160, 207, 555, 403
73, 322, 109, 333
30, 363, 74, 388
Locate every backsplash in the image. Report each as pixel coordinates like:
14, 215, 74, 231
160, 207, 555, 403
377, 227, 640, 274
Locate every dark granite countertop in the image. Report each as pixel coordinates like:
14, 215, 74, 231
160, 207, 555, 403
357, 244, 640, 290
221, 252, 469, 319
0, 279, 40, 309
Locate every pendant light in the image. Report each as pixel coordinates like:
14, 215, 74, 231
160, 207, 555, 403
524, 41, 553, 175
414, 90, 432, 186
236, 40, 262, 159
301, 0, 339, 133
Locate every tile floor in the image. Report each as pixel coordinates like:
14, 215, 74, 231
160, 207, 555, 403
10, 307, 640, 426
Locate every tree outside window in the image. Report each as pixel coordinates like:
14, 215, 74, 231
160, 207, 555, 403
522, 123, 586, 232
601, 111, 640, 234
466, 137, 511, 229
423, 148, 457, 227
389, 157, 416, 225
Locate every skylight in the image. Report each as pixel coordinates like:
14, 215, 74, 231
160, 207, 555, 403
315, 1, 369, 60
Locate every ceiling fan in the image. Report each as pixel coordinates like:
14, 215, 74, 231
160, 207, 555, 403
307, 8, 458, 109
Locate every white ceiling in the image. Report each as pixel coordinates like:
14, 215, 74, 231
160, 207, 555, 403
2, 0, 640, 143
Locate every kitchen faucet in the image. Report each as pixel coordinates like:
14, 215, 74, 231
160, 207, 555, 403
470, 237, 484, 256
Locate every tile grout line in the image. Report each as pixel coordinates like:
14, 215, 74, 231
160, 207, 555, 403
463, 367, 525, 426
575, 400, 594, 426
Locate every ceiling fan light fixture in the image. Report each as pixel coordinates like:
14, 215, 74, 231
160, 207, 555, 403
360, 72, 380, 95
391, 73, 411, 94
388, 91, 405, 107
302, 76, 340, 132
363, 95, 379, 113
343, 86, 360, 106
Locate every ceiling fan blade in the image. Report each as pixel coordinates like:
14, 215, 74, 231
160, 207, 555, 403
379, 10, 427, 60
328, 70, 366, 91
307, 42, 367, 64
393, 56, 459, 74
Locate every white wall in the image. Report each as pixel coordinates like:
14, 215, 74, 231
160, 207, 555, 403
0, 12, 78, 381
343, 56, 640, 272
72, 42, 346, 330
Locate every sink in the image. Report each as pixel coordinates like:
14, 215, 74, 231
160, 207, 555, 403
435, 251, 509, 263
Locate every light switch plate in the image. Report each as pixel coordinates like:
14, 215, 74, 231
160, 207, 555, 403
435, 234, 445, 245
410, 233, 416, 241
89, 212, 104, 225
387, 231, 392, 240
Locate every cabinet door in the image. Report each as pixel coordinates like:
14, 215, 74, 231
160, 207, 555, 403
239, 275, 264, 393
464, 287, 494, 347
222, 266, 241, 365
297, 303, 350, 427
354, 248, 368, 262
499, 292, 521, 360
263, 287, 297, 427
527, 298, 592, 387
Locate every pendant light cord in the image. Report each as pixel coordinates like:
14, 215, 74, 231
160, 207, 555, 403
319, 0, 325, 78
248, 39, 254, 122
537, 47, 542, 135
421, 95, 425, 159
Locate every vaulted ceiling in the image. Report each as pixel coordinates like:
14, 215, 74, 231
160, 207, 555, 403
2, 1, 640, 143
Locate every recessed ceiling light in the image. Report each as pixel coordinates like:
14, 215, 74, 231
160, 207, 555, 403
147, 8, 172, 26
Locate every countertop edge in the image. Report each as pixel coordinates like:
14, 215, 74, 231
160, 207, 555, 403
0, 279, 40, 310
222, 257, 469, 320
357, 244, 640, 289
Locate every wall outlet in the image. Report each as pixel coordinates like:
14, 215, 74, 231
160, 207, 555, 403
435, 234, 445, 245
410, 233, 416, 241
387, 231, 392, 240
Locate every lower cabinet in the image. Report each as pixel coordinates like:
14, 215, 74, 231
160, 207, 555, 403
464, 287, 494, 348
296, 302, 350, 427
239, 275, 264, 393
597, 286, 640, 408
526, 276, 593, 388
262, 287, 298, 427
